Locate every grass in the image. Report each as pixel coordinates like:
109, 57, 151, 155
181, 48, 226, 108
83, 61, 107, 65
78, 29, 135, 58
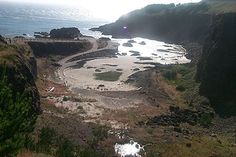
160, 64, 206, 107
94, 71, 122, 81
22, 125, 111, 157
145, 135, 236, 157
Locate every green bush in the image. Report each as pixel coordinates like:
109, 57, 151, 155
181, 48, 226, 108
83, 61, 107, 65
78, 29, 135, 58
37, 127, 56, 153
0, 69, 37, 157
63, 96, 69, 101
92, 126, 108, 141
176, 85, 186, 92
199, 113, 214, 128
162, 69, 177, 80
56, 137, 75, 157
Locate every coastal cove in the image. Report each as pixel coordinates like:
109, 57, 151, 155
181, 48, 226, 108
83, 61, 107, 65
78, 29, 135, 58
1, 1, 236, 157
27, 27, 191, 156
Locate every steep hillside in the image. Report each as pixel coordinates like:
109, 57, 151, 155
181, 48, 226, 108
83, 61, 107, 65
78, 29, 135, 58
196, 13, 236, 116
0, 37, 41, 155
92, 1, 236, 43
0, 38, 40, 114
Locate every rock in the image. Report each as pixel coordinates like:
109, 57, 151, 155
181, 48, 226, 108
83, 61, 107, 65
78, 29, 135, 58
139, 41, 146, 45
95, 69, 102, 72
34, 32, 50, 38
133, 68, 140, 71
28, 41, 91, 57
129, 50, 140, 56
128, 39, 136, 43
122, 42, 133, 47
99, 37, 111, 41
98, 84, 105, 88
50, 27, 82, 39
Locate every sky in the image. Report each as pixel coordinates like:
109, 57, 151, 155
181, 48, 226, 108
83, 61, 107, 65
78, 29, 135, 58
0, 0, 202, 21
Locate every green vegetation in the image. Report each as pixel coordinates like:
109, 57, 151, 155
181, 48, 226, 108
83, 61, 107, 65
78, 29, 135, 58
25, 126, 111, 157
161, 64, 207, 108
0, 68, 37, 157
94, 71, 122, 81
37, 127, 56, 153
62, 96, 69, 101
162, 69, 177, 80
145, 135, 236, 157
198, 112, 214, 128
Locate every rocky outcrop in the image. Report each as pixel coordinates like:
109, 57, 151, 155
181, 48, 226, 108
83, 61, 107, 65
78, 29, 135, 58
91, 3, 213, 43
28, 41, 91, 57
0, 39, 40, 114
196, 13, 236, 116
50, 27, 82, 39
144, 105, 215, 128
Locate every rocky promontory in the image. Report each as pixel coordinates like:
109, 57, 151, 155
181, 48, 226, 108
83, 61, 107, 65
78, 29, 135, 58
50, 27, 82, 39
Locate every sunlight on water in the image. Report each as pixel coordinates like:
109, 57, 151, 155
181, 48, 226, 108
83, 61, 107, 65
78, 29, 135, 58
115, 140, 144, 157
113, 37, 190, 65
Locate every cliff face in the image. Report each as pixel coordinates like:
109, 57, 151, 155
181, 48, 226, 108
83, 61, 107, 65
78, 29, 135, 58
196, 13, 236, 116
0, 40, 40, 114
28, 41, 92, 57
93, 1, 236, 43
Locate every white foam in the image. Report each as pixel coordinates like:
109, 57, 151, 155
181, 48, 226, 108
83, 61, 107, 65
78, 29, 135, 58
114, 140, 144, 157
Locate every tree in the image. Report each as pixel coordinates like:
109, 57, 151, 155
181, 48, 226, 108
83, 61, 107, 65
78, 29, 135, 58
0, 69, 37, 157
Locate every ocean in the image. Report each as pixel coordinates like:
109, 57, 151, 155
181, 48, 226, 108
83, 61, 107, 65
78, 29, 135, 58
0, 2, 108, 38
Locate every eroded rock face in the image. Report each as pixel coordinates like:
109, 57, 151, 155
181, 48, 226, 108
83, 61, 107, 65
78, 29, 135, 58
91, 3, 212, 43
196, 13, 236, 116
50, 27, 82, 39
28, 41, 91, 57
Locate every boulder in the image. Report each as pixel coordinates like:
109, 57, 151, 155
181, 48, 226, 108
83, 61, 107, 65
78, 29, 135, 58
50, 27, 82, 39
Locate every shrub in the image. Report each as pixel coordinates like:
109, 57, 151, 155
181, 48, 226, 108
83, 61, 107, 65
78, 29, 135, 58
199, 113, 214, 128
56, 137, 75, 157
176, 85, 186, 92
37, 127, 56, 153
0, 68, 37, 156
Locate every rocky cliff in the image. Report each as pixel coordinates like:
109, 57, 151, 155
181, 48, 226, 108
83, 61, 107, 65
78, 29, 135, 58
28, 41, 91, 57
196, 13, 236, 116
0, 38, 40, 114
92, 1, 236, 44
92, 1, 236, 116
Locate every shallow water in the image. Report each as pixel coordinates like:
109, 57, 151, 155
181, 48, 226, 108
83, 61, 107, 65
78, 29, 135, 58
112, 37, 190, 65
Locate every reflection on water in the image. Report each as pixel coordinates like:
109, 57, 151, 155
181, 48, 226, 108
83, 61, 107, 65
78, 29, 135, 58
112, 37, 190, 65
115, 140, 144, 157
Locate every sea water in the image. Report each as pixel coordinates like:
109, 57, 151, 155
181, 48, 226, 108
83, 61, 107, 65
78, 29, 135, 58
0, 2, 107, 37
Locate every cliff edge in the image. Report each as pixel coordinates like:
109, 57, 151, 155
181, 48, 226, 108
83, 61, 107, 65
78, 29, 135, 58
196, 13, 236, 116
